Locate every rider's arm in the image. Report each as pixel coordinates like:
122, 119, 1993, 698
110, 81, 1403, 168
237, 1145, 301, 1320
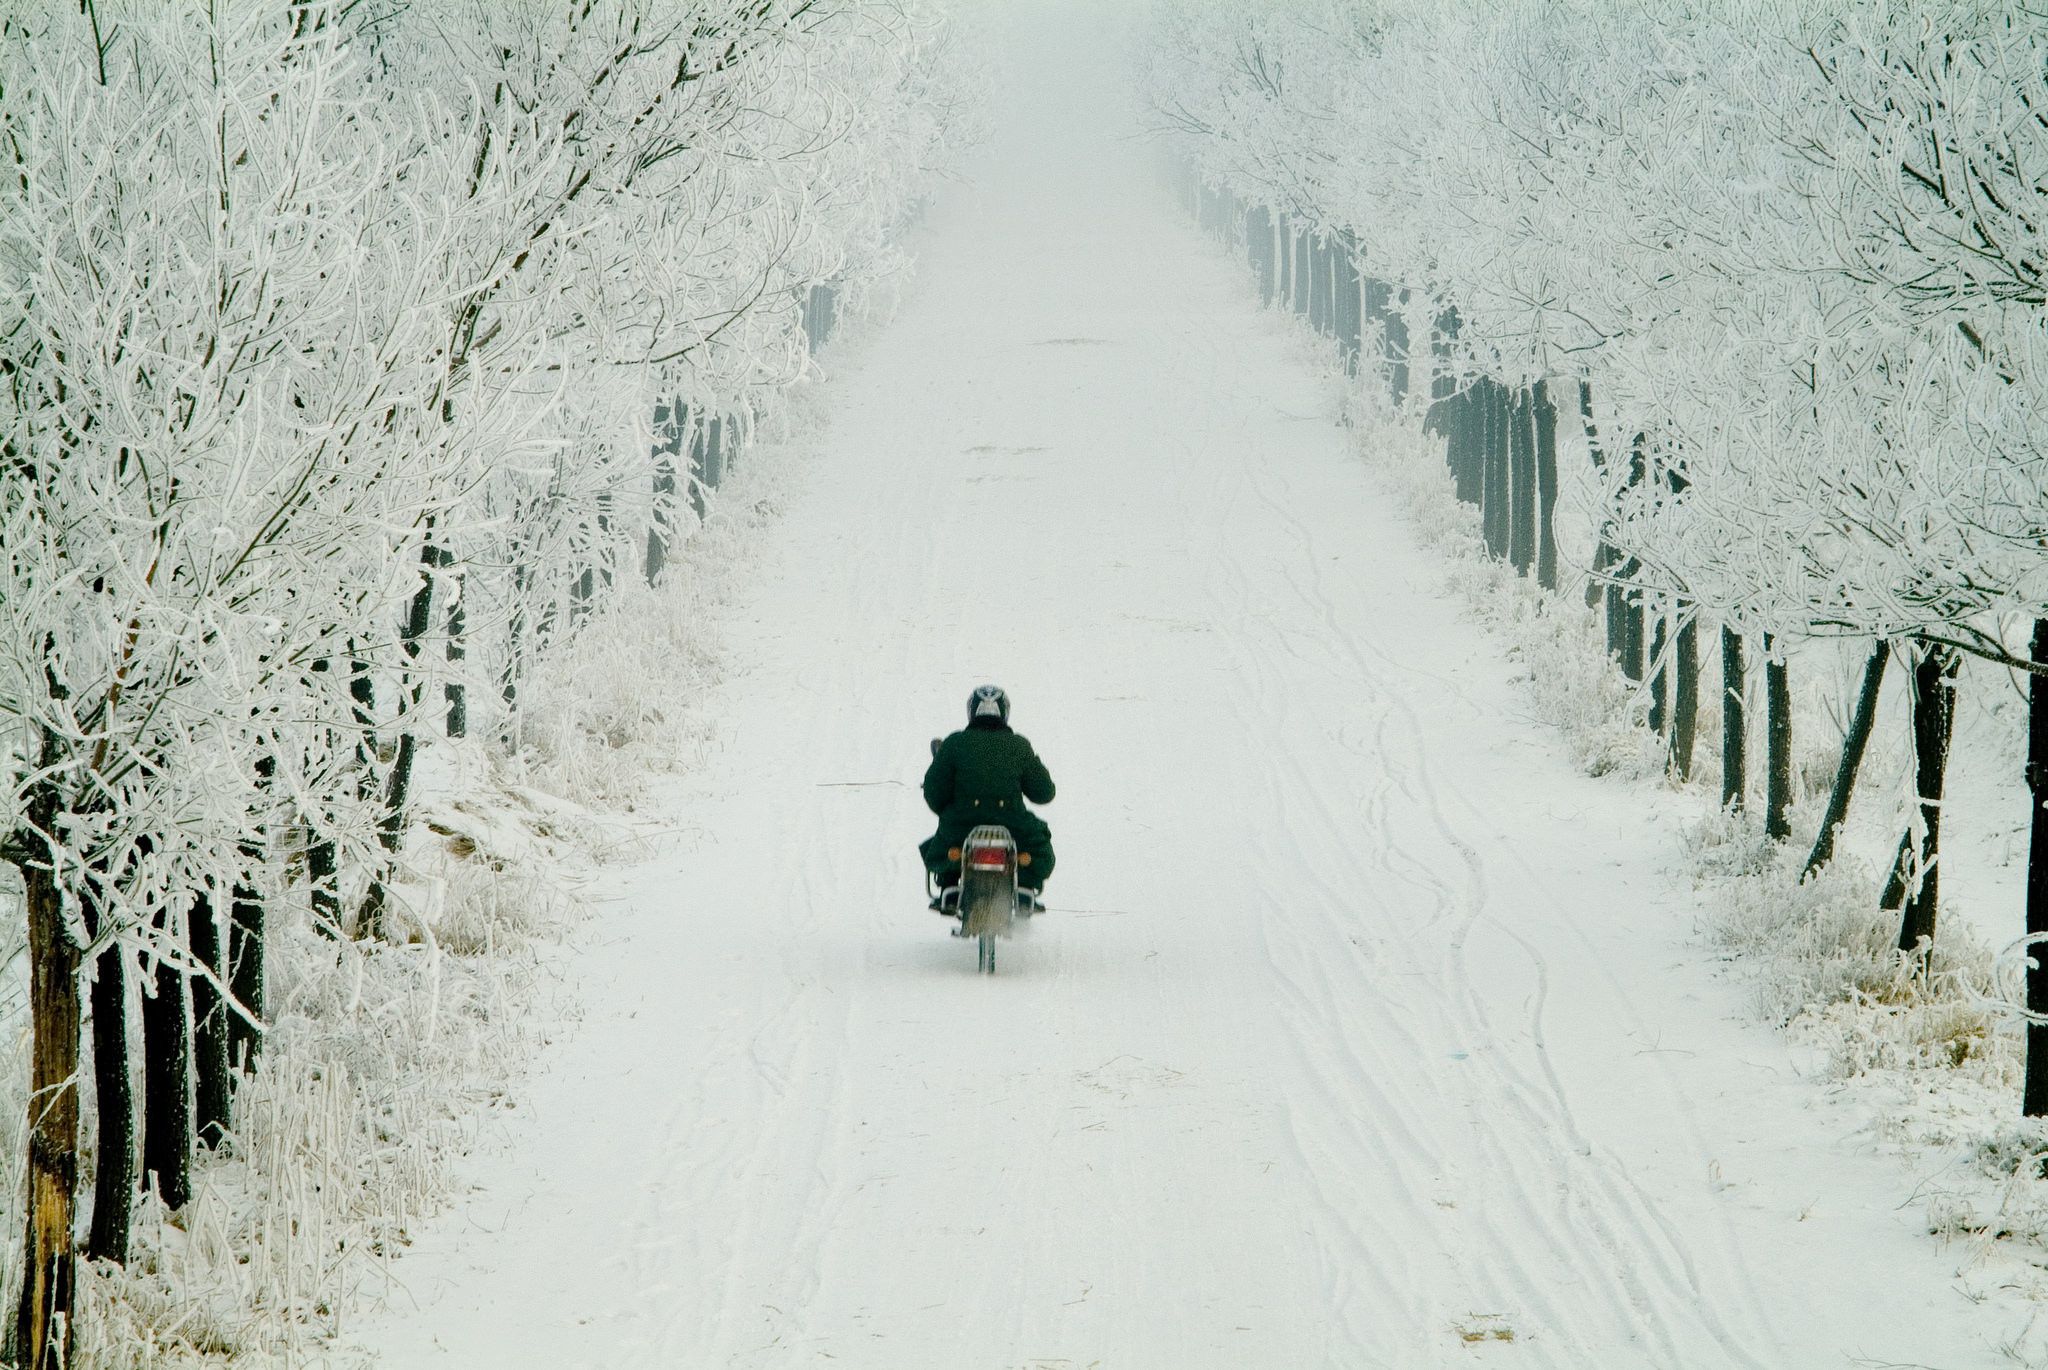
922, 739, 955, 814
1021, 745, 1055, 805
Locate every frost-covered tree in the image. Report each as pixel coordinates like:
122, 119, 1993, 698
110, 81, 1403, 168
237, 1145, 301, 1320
1146, 0, 2048, 1104
0, 0, 964, 1358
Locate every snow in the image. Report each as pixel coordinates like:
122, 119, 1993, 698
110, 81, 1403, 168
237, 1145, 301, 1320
348, 4, 2033, 1366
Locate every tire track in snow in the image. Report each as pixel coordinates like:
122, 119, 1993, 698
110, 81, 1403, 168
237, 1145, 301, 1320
1227, 446, 1781, 1367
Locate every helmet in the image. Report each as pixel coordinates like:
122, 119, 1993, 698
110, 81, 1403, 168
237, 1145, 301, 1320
967, 683, 1010, 725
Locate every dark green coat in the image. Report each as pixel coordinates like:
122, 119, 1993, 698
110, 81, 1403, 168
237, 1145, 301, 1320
919, 722, 1056, 887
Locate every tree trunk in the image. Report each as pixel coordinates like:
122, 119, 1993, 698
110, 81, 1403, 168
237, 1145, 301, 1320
1880, 825, 1915, 912
11, 848, 78, 1370
190, 891, 231, 1150
1508, 386, 1536, 576
1649, 610, 1669, 735
84, 892, 133, 1264
1670, 610, 1699, 779
705, 416, 726, 491
1896, 642, 1959, 953
229, 868, 264, 1074
1385, 289, 1410, 405
688, 419, 710, 521
305, 659, 341, 940
360, 533, 439, 939
1722, 626, 1746, 811
1333, 245, 1361, 368
1452, 390, 1482, 505
1294, 228, 1312, 315
646, 399, 685, 586
1482, 383, 1509, 560
140, 927, 192, 1211
1765, 638, 1792, 840
501, 555, 529, 716
440, 547, 466, 739
1271, 217, 1286, 307
2021, 621, 2048, 1114
1618, 565, 1645, 682
1247, 206, 1273, 305
306, 819, 340, 938
1532, 379, 1559, 591
1308, 234, 1329, 333
1801, 641, 1889, 880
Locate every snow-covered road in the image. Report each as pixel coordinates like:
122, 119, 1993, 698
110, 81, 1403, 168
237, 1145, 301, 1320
355, 6, 2007, 1366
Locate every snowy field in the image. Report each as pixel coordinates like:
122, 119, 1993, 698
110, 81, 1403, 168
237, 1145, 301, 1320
343, 5, 2031, 1367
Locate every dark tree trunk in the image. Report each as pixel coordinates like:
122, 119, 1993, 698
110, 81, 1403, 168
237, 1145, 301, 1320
140, 931, 192, 1210
1896, 643, 1959, 953
688, 419, 710, 520
349, 648, 375, 774
228, 754, 272, 1071
11, 832, 78, 1370
361, 533, 438, 939
1802, 642, 1890, 880
1649, 610, 1670, 734
190, 891, 231, 1150
440, 547, 466, 739
1247, 206, 1274, 305
802, 283, 838, 351
1532, 380, 1559, 591
306, 820, 340, 939
1308, 234, 1330, 333
1294, 229, 1312, 315
1880, 826, 1915, 912
1618, 565, 1645, 682
1584, 382, 1617, 612
1508, 387, 1536, 576
1451, 391, 1482, 505
1483, 383, 1510, 560
1670, 611, 1699, 778
305, 659, 341, 940
646, 399, 686, 586
1722, 626, 1746, 811
501, 554, 529, 715
2022, 621, 2048, 1114
229, 869, 264, 1074
1271, 217, 1286, 307
1607, 568, 1630, 670
1765, 637, 1792, 841
1611, 436, 1648, 679
1385, 289, 1411, 404
84, 881, 133, 1264
705, 416, 726, 491
1334, 241, 1361, 367
360, 731, 415, 942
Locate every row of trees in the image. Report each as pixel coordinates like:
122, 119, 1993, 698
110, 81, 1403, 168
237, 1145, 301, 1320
1148, 0, 2048, 1102
0, 2, 963, 1363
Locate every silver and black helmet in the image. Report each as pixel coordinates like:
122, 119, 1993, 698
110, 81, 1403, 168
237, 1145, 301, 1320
968, 683, 1010, 724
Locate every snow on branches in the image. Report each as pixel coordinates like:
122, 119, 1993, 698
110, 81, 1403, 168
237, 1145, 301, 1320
1144, 0, 2048, 654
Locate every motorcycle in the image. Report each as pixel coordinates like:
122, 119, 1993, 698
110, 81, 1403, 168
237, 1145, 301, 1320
928, 741, 1040, 974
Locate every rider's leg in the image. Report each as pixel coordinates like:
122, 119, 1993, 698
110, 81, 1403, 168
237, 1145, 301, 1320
1012, 815, 1054, 891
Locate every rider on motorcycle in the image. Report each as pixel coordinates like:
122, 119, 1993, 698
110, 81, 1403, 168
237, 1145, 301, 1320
921, 685, 1056, 905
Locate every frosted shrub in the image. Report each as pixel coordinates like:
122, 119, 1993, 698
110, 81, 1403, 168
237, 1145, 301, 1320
1698, 846, 2000, 1058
